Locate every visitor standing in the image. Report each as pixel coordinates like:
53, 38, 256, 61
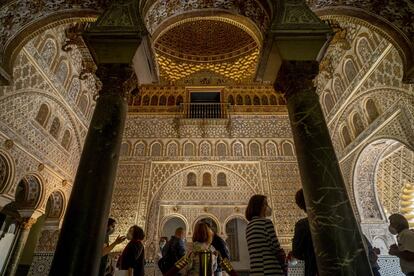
100, 218, 126, 276
388, 214, 414, 276
202, 220, 231, 276
159, 227, 186, 275
117, 225, 145, 276
245, 194, 287, 276
186, 222, 218, 276
291, 189, 318, 276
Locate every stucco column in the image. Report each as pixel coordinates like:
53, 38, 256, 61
6, 216, 38, 276
49, 64, 130, 276
276, 60, 373, 276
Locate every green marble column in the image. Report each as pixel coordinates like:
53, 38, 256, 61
276, 60, 373, 276
49, 64, 130, 276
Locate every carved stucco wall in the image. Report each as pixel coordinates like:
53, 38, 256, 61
0, 25, 97, 275
316, 16, 414, 250
109, 113, 304, 260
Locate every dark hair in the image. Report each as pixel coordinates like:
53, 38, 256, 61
130, 225, 145, 240
192, 222, 210, 243
108, 218, 116, 227
175, 227, 184, 236
389, 214, 409, 232
295, 189, 307, 212
245, 195, 267, 221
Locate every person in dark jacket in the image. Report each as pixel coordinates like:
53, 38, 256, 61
292, 189, 318, 276
100, 218, 125, 276
118, 225, 145, 276
202, 220, 231, 276
161, 227, 186, 275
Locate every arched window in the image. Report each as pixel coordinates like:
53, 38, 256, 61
261, 95, 269, 105
151, 142, 162, 156
216, 143, 227, 156
49, 117, 61, 139
134, 142, 146, 156
341, 125, 352, 147
150, 95, 159, 106
78, 94, 89, 115
56, 61, 69, 85
217, 173, 227, 186
187, 172, 197, 186
244, 95, 251, 105
227, 95, 235, 105
357, 38, 372, 64
142, 95, 150, 106
323, 92, 335, 114
159, 95, 167, 105
344, 59, 357, 83
269, 95, 277, 105
265, 142, 277, 156
184, 142, 195, 156
36, 103, 50, 126
253, 95, 260, 105
351, 113, 365, 137
68, 78, 80, 101
365, 99, 379, 124
282, 142, 294, 156
133, 95, 141, 106
40, 39, 57, 66
61, 130, 71, 150
176, 95, 184, 105
250, 142, 261, 156
233, 142, 244, 156
278, 96, 287, 105
333, 77, 344, 98
120, 142, 130, 156
236, 95, 243, 105
167, 95, 175, 106
202, 172, 212, 186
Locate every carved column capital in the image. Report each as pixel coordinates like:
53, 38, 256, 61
95, 64, 134, 97
275, 60, 319, 99
20, 217, 37, 230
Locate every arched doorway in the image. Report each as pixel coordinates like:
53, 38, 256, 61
0, 174, 43, 275
161, 216, 187, 239
225, 217, 249, 272
354, 138, 414, 250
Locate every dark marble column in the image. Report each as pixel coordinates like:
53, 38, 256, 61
49, 64, 130, 276
276, 60, 373, 276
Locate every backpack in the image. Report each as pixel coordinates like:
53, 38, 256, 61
158, 241, 177, 273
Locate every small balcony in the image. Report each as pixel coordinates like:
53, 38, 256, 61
178, 103, 230, 119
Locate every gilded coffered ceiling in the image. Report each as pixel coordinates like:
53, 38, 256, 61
153, 17, 261, 82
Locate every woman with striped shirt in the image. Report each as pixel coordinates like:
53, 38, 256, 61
245, 194, 287, 276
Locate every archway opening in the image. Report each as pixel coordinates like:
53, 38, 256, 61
161, 217, 186, 240
225, 218, 249, 272
354, 138, 414, 251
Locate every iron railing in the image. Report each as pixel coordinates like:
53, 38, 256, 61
179, 103, 230, 119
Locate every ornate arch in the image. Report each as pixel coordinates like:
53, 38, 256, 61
0, 1, 106, 85
0, 89, 84, 153
312, 8, 414, 83
0, 149, 15, 194
45, 189, 66, 221
159, 214, 189, 237
15, 173, 45, 210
